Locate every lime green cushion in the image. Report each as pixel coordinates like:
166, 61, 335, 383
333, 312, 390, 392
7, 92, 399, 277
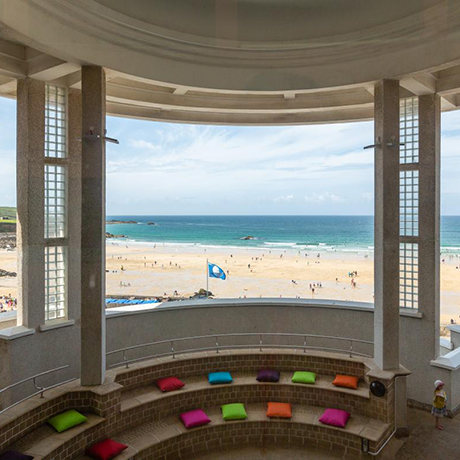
221, 403, 248, 421
292, 371, 316, 384
48, 409, 87, 433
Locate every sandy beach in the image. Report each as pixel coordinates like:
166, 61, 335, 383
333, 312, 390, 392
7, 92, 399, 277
1, 242, 459, 325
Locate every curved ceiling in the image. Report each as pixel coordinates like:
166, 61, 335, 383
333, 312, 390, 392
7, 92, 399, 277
1, 0, 460, 125
94, 0, 443, 44
1, 0, 460, 94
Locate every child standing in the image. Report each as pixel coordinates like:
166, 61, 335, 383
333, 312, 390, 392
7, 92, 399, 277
432, 380, 447, 430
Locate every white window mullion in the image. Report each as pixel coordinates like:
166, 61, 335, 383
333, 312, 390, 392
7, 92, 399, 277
44, 84, 69, 322
399, 97, 420, 310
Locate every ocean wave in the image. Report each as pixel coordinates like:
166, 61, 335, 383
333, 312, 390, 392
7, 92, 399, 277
109, 238, 376, 253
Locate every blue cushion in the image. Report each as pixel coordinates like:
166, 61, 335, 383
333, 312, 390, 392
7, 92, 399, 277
208, 371, 233, 385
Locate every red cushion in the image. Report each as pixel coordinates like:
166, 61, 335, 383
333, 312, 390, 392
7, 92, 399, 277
86, 439, 128, 460
156, 376, 185, 392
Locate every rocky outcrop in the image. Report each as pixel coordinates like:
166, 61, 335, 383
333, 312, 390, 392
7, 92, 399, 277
0, 233, 16, 249
107, 220, 137, 224
106, 232, 128, 239
191, 288, 213, 298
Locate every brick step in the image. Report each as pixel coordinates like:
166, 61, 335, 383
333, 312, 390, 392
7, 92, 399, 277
6, 413, 105, 460
77, 403, 389, 460
120, 371, 370, 413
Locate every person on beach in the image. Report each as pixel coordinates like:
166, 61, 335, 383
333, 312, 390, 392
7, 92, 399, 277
432, 380, 447, 430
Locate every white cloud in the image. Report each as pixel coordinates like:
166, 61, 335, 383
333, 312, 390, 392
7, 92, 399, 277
304, 192, 344, 203
362, 192, 373, 201
273, 195, 294, 203
129, 139, 159, 150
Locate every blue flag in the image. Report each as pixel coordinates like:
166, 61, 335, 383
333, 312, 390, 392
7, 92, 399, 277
208, 263, 226, 280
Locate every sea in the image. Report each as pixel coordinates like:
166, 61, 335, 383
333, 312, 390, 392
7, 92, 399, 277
106, 215, 460, 255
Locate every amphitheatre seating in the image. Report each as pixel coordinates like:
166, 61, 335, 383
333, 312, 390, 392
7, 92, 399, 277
0, 349, 405, 459
119, 372, 371, 413
76, 405, 388, 460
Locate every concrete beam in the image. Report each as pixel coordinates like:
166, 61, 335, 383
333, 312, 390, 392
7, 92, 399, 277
173, 87, 188, 95
441, 94, 458, 111
49, 71, 82, 90
0, 75, 16, 94
0, 53, 27, 78
106, 101, 374, 125
400, 74, 437, 96
27, 53, 80, 81
436, 66, 460, 95
106, 82, 374, 114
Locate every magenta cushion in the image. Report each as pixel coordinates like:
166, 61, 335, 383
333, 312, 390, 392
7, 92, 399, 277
319, 408, 351, 428
156, 377, 185, 392
180, 409, 211, 428
256, 369, 280, 382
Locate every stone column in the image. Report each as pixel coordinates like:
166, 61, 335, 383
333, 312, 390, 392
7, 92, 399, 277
374, 80, 400, 370
67, 89, 82, 324
418, 94, 441, 359
16, 78, 46, 330
81, 66, 106, 385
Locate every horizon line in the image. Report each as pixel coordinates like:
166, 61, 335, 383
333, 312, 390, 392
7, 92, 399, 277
105, 214, 460, 217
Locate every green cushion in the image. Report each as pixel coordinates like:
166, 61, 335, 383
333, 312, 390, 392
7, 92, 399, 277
221, 403, 248, 421
48, 409, 87, 433
292, 371, 316, 384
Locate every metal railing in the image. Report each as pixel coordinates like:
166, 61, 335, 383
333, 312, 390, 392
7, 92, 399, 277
107, 333, 374, 369
0, 365, 74, 415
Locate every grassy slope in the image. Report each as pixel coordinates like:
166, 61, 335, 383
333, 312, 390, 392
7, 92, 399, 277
0, 206, 16, 223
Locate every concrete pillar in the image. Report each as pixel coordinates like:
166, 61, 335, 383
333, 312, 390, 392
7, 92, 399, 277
418, 94, 441, 359
374, 80, 400, 370
16, 78, 46, 330
81, 66, 106, 385
395, 375, 409, 436
67, 89, 82, 326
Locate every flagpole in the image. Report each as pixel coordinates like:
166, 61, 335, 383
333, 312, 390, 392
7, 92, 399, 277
206, 259, 209, 298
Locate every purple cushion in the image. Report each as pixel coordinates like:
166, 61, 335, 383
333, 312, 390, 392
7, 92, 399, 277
180, 409, 211, 428
0, 452, 34, 460
319, 408, 351, 428
256, 369, 280, 382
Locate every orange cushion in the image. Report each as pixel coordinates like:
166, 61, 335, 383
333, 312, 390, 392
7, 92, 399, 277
332, 374, 359, 389
266, 402, 292, 418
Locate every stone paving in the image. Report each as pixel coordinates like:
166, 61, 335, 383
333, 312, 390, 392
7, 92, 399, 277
196, 407, 460, 460
392, 407, 460, 460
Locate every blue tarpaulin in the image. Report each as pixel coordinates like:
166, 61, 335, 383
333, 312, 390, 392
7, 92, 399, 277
106, 298, 159, 305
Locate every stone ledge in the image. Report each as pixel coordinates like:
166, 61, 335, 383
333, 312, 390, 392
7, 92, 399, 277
0, 325, 34, 341
39, 319, 75, 332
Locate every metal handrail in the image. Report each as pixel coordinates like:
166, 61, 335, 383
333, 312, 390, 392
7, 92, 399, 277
107, 333, 374, 369
0, 365, 72, 415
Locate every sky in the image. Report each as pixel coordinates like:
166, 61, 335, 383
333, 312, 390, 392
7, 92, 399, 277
0, 97, 459, 215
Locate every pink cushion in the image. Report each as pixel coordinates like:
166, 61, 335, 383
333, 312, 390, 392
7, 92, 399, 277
156, 377, 185, 392
180, 409, 211, 428
319, 408, 351, 428
85, 439, 128, 460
